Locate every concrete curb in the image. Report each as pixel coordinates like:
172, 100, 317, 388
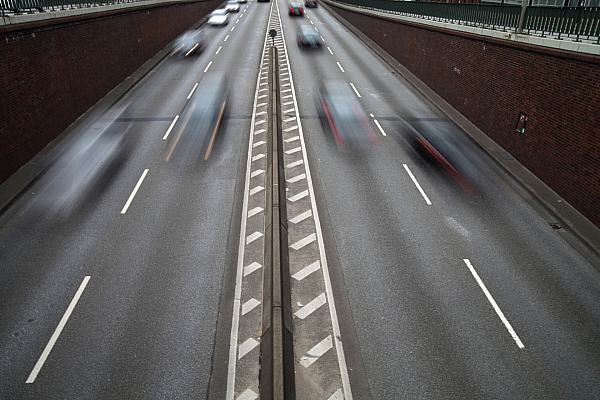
0, 12, 210, 218
321, 0, 600, 264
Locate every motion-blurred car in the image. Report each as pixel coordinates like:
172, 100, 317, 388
405, 120, 478, 193
34, 106, 133, 217
289, 2, 304, 16
172, 30, 205, 57
305, 0, 317, 7
297, 25, 322, 48
237, 0, 248, 3
208, 9, 229, 26
225, 1, 240, 12
317, 80, 377, 151
166, 72, 228, 162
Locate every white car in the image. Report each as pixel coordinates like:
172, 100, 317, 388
225, 1, 240, 12
208, 9, 229, 25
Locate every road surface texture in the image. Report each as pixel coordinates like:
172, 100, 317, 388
0, 0, 599, 399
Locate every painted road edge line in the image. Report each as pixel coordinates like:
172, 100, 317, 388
26, 276, 91, 383
162, 115, 179, 140
463, 259, 525, 349
121, 169, 149, 214
275, 0, 353, 397
226, 2, 273, 398
402, 164, 432, 205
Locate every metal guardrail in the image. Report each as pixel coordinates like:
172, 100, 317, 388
331, 0, 600, 43
1, 0, 146, 14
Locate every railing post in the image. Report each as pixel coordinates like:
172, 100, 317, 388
517, 0, 528, 33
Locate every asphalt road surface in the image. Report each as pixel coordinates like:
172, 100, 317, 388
1, 0, 599, 399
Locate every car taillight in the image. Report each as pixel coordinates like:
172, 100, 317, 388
290, 7, 293, 11
300, 7, 304, 11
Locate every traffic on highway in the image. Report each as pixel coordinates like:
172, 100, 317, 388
1, 0, 599, 399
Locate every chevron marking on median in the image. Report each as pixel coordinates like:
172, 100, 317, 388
284, 136, 299, 143
299, 335, 333, 368
250, 170, 264, 178
249, 186, 264, 196
238, 338, 260, 360
253, 140, 266, 148
246, 232, 263, 245
285, 147, 302, 155
287, 173, 306, 183
247, 207, 263, 218
295, 293, 327, 320
292, 261, 321, 281
243, 262, 262, 277
290, 233, 316, 251
289, 210, 312, 225
237, 389, 258, 400
252, 154, 265, 162
284, 125, 298, 132
288, 190, 309, 203
327, 389, 344, 400
286, 159, 304, 168
242, 298, 261, 316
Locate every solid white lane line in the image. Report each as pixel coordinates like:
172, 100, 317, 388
224, 34, 230, 42
373, 119, 387, 136
295, 293, 327, 319
204, 60, 213, 73
336, 62, 345, 73
402, 164, 432, 205
121, 169, 149, 214
187, 83, 199, 100
327, 46, 333, 55
216, 45, 223, 54
185, 43, 199, 56
463, 259, 525, 349
162, 115, 179, 140
349, 82, 361, 98
26, 276, 91, 383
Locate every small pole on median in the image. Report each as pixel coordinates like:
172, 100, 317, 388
269, 29, 277, 46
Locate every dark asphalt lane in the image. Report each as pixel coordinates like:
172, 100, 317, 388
278, 2, 600, 399
0, 2, 270, 398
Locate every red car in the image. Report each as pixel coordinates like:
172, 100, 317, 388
289, 2, 304, 15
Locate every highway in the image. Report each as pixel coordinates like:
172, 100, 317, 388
1, 0, 599, 399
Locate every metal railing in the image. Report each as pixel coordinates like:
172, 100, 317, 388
1, 0, 148, 14
329, 0, 600, 43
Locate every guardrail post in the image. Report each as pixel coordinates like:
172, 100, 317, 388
517, 0, 528, 33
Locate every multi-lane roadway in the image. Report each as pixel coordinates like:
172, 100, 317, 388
1, 0, 599, 398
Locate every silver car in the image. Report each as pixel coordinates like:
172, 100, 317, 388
208, 9, 229, 26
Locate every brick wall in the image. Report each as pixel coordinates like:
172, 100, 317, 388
330, 5, 600, 226
0, 0, 219, 183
